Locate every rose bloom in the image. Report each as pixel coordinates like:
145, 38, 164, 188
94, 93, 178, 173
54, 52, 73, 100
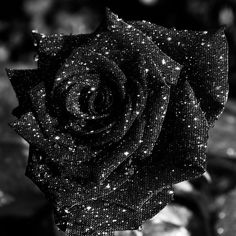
7, 8, 228, 235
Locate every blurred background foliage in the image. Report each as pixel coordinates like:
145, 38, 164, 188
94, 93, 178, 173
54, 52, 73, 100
0, 0, 236, 236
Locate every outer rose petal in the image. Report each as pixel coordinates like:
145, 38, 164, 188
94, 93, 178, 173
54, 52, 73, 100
129, 21, 229, 125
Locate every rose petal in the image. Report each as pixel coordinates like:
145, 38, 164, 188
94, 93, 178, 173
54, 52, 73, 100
130, 21, 228, 126
5, 69, 41, 117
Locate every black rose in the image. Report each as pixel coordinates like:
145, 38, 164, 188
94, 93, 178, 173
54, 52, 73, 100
7, 8, 228, 235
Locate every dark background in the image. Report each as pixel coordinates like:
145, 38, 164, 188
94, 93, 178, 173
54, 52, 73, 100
0, 0, 236, 236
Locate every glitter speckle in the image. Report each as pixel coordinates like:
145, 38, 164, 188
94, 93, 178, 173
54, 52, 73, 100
162, 59, 167, 65
86, 206, 92, 210
105, 184, 111, 189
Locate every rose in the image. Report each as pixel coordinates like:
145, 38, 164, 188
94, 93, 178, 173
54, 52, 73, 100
7, 8, 228, 234
7, 9, 182, 189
